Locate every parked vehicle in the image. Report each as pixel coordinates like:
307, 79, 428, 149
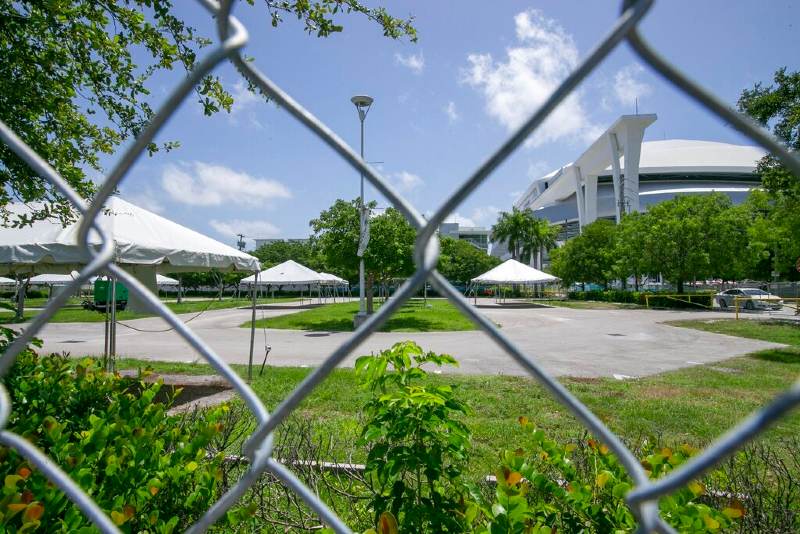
715, 288, 783, 310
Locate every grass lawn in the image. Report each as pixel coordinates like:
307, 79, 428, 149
667, 318, 800, 346
541, 299, 643, 310
0, 297, 298, 324
117, 344, 800, 477
243, 298, 478, 332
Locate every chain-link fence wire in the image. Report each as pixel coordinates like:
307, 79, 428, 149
0, 0, 799, 532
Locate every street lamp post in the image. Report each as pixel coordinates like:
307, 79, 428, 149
351, 95, 373, 327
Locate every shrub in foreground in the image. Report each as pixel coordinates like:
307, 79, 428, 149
466, 421, 741, 533
356, 342, 744, 534
0, 327, 227, 532
357, 341, 471, 533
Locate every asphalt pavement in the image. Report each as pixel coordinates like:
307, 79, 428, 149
19, 299, 783, 378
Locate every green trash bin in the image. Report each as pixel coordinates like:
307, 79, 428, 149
84, 279, 128, 312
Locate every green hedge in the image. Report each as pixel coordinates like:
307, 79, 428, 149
567, 290, 714, 309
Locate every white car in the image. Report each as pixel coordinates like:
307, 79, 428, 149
716, 288, 783, 310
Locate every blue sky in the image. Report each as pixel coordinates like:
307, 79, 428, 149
116, 0, 798, 248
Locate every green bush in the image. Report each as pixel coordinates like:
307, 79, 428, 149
466, 420, 741, 533
567, 290, 714, 309
0, 326, 228, 532
355, 343, 743, 534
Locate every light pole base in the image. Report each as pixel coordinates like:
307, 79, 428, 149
353, 311, 370, 328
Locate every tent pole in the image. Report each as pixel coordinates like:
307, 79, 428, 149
103, 276, 110, 369
248, 274, 258, 382
14, 276, 26, 322
110, 275, 117, 372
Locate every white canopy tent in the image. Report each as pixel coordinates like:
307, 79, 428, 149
27, 272, 95, 301
156, 274, 179, 286
241, 260, 326, 305
0, 197, 261, 375
318, 272, 348, 286
28, 273, 84, 285
318, 272, 350, 302
472, 259, 559, 285
471, 259, 559, 303
0, 276, 15, 286
240, 259, 324, 286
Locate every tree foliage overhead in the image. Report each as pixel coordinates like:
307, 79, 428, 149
738, 66, 800, 277
0, 1, 416, 224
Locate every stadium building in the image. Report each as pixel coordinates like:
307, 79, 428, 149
513, 114, 765, 243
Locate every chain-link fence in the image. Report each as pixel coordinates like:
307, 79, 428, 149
1, 0, 799, 532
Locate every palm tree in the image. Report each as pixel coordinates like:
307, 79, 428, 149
492, 208, 559, 267
523, 218, 560, 269
491, 207, 530, 260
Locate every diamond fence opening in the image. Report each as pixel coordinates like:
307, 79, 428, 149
1, 0, 799, 532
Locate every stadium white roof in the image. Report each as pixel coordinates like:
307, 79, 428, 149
517, 139, 765, 212
615, 139, 766, 175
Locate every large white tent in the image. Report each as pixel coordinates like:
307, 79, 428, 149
0, 197, 259, 312
0, 276, 15, 285
0, 197, 261, 374
241, 259, 324, 286
472, 259, 559, 285
0, 196, 259, 275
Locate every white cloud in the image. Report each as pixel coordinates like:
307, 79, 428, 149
613, 63, 652, 108
461, 9, 600, 147
444, 101, 460, 122
395, 51, 425, 74
444, 213, 476, 227
161, 161, 291, 207
209, 219, 281, 240
527, 160, 552, 179
391, 171, 424, 192
228, 80, 264, 129
471, 205, 501, 226
444, 205, 501, 228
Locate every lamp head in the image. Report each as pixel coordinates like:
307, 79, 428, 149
350, 95, 374, 108
351, 95, 373, 121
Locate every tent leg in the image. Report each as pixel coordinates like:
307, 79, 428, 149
110, 275, 117, 372
15, 277, 28, 322
103, 276, 111, 369
248, 274, 258, 382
